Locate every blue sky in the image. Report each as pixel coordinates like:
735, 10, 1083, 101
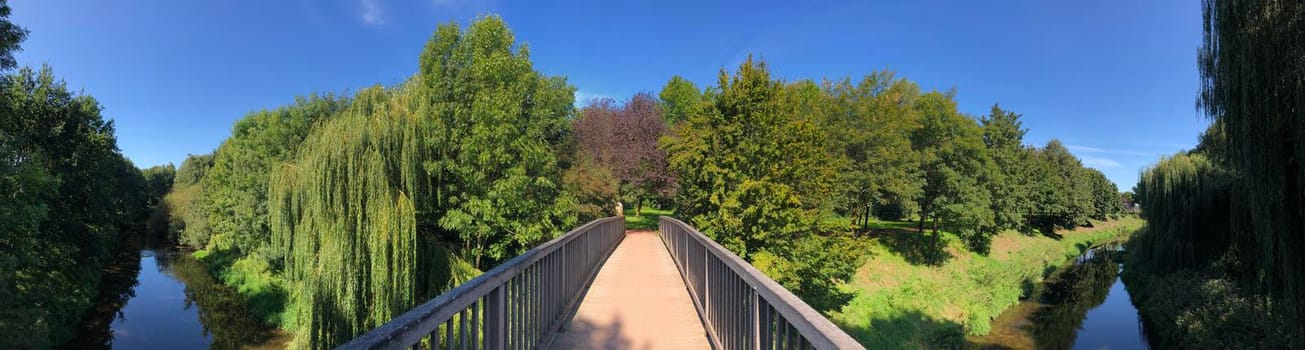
10, 0, 1206, 189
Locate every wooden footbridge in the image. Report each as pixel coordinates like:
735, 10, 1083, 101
338, 217, 863, 350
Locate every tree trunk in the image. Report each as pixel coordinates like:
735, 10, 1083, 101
635, 197, 643, 217
864, 203, 872, 231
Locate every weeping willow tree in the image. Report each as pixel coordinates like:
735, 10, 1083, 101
270, 86, 453, 348
1197, 0, 1305, 333
270, 16, 577, 349
1134, 153, 1236, 270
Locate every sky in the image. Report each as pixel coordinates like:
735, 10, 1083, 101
9, 0, 1207, 189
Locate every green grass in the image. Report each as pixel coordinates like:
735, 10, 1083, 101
625, 207, 673, 230
830, 217, 1145, 349
194, 249, 293, 328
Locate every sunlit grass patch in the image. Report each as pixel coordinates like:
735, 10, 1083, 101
831, 217, 1144, 348
625, 207, 672, 230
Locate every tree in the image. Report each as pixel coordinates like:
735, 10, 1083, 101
201, 94, 348, 256
980, 104, 1034, 233
823, 73, 922, 231
141, 164, 176, 237
269, 16, 576, 348
658, 75, 703, 125
1196, 0, 1305, 335
1084, 168, 1121, 220
0, 65, 147, 347
1029, 140, 1093, 232
0, 0, 27, 71
573, 93, 675, 216
911, 91, 995, 252
166, 153, 214, 246
560, 157, 619, 223
663, 56, 856, 312
1134, 153, 1236, 270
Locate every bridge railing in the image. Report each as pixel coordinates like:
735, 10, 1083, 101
337, 217, 625, 350
659, 217, 864, 350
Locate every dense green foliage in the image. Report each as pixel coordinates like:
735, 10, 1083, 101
663, 57, 857, 312
1195, 0, 1305, 335
911, 91, 995, 251
141, 164, 176, 236
201, 95, 348, 259
824, 73, 922, 229
264, 17, 580, 348
981, 105, 1035, 233
657, 75, 703, 125
0, 12, 160, 345
167, 153, 215, 246
0, 65, 151, 347
1134, 153, 1237, 269
657, 56, 1122, 314
0, 0, 24, 71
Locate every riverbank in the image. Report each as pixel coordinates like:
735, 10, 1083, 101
1120, 227, 1291, 349
192, 249, 294, 330
830, 217, 1144, 349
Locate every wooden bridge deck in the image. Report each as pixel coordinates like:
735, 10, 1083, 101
551, 230, 710, 349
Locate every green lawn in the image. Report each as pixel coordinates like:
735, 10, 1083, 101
625, 207, 673, 230
830, 217, 1145, 349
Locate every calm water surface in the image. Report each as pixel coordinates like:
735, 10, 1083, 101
973, 245, 1152, 350
64, 246, 287, 350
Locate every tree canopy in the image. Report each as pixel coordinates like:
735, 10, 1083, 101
663, 56, 856, 312
910, 91, 995, 251
573, 92, 674, 215
0, 65, 149, 348
268, 16, 578, 348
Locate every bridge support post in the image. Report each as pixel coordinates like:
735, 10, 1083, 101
486, 285, 506, 350
753, 288, 763, 350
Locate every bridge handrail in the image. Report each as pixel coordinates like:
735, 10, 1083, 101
337, 216, 626, 350
659, 217, 864, 350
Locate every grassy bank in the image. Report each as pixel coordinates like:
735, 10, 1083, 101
625, 207, 672, 230
831, 217, 1144, 349
193, 249, 294, 329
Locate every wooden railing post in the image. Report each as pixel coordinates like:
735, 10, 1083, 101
486, 285, 506, 350
752, 288, 761, 350
703, 241, 710, 323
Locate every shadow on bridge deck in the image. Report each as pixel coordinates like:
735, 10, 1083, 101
550, 231, 710, 350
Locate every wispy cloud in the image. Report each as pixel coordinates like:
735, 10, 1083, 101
1081, 156, 1122, 169
574, 91, 610, 107
360, 0, 383, 25
1065, 144, 1157, 157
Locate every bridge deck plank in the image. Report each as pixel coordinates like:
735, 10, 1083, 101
550, 230, 710, 350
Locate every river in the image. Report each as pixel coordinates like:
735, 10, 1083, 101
62, 241, 288, 350
971, 245, 1153, 349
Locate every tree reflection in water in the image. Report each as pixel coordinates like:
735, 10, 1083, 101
1026, 245, 1123, 349
64, 241, 285, 350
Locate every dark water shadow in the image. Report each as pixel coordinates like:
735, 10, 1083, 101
61, 239, 145, 349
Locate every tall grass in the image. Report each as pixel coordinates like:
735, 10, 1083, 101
831, 217, 1143, 348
